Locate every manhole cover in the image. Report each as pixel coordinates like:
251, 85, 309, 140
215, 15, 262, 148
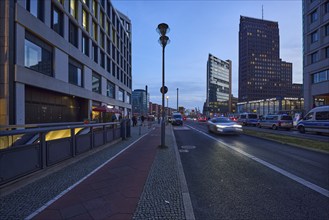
179, 149, 189, 153
181, 145, 196, 150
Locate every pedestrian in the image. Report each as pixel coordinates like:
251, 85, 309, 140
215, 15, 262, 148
141, 115, 145, 126
132, 115, 137, 127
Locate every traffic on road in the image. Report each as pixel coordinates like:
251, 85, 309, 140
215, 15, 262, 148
173, 120, 329, 219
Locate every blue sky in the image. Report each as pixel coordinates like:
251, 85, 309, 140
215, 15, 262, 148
112, 0, 303, 110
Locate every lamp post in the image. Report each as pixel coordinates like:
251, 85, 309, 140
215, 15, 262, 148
177, 88, 179, 112
157, 23, 170, 148
166, 96, 169, 118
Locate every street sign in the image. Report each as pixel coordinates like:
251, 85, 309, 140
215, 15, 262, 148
160, 86, 168, 94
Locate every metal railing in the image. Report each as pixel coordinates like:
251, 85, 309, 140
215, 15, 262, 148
0, 120, 131, 187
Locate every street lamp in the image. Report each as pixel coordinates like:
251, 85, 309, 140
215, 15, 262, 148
157, 23, 170, 148
177, 88, 179, 112
166, 96, 169, 118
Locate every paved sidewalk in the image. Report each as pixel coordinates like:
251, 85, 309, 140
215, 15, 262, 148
0, 123, 192, 219
31, 126, 161, 219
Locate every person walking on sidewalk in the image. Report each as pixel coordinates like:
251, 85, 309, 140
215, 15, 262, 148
141, 115, 145, 126
132, 115, 137, 127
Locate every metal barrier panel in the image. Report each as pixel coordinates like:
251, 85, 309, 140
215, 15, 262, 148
76, 134, 92, 155
106, 128, 114, 142
47, 138, 72, 166
0, 144, 41, 185
93, 131, 104, 147
114, 128, 121, 139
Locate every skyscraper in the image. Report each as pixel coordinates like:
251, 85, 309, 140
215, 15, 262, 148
0, 0, 132, 125
239, 16, 293, 102
206, 54, 232, 116
303, 0, 329, 111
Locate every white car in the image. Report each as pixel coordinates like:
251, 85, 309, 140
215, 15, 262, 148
207, 117, 243, 134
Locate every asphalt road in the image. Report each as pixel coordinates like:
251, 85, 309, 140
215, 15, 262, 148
173, 121, 329, 220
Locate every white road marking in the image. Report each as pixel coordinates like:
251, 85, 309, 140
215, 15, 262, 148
172, 126, 190, 130
186, 125, 329, 198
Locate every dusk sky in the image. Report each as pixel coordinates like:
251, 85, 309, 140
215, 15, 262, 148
112, 0, 303, 110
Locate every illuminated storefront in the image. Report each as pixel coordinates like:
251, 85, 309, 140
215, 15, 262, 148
237, 97, 304, 116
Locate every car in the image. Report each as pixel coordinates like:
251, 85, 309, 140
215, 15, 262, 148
238, 113, 259, 126
207, 117, 243, 134
297, 106, 329, 134
198, 116, 207, 122
171, 113, 183, 126
257, 114, 293, 130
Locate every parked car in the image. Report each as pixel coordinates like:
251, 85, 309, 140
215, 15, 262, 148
171, 113, 183, 126
238, 113, 259, 126
207, 117, 242, 135
297, 106, 329, 134
257, 114, 293, 130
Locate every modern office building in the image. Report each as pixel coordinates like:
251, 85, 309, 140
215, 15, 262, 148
205, 53, 232, 116
303, 0, 329, 111
132, 89, 149, 117
0, 0, 132, 126
239, 16, 300, 103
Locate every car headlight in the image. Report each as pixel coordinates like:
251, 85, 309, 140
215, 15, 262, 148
216, 125, 226, 128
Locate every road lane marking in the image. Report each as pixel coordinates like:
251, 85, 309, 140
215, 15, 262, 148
186, 125, 329, 198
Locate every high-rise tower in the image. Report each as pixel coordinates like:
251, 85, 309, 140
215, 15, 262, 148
238, 16, 293, 102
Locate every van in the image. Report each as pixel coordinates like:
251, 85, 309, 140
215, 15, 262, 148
238, 113, 258, 126
297, 106, 329, 134
257, 114, 293, 130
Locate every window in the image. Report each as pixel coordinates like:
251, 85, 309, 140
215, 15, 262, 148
69, 20, 78, 47
92, 43, 98, 63
118, 88, 124, 102
126, 93, 131, 104
316, 111, 329, 120
69, 0, 77, 19
100, 51, 105, 68
69, 58, 83, 87
92, 72, 101, 93
92, 21, 98, 41
325, 2, 329, 14
311, 52, 318, 63
26, 0, 44, 21
92, 0, 98, 18
326, 47, 329, 58
82, 0, 89, 7
52, 4, 63, 36
100, 32, 105, 49
311, 10, 318, 23
82, 9, 89, 32
311, 31, 318, 43
24, 32, 53, 76
106, 81, 115, 98
313, 70, 329, 83
100, 11, 105, 28
325, 24, 329, 36
82, 34, 89, 56
107, 57, 111, 73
